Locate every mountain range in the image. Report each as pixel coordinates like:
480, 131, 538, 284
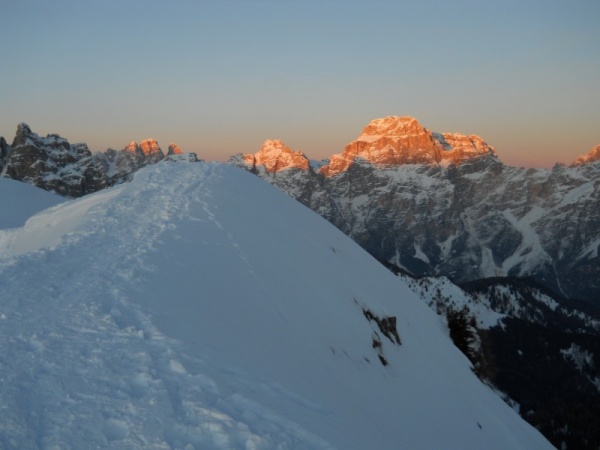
1, 118, 599, 448
0, 123, 191, 197
230, 116, 600, 306
0, 159, 554, 449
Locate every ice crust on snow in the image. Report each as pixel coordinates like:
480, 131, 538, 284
0, 161, 552, 449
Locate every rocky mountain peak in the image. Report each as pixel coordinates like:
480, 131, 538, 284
12, 122, 39, 149
571, 144, 600, 166
122, 139, 164, 164
124, 141, 139, 154
140, 139, 162, 156
168, 143, 183, 156
14, 122, 32, 142
1, 123, 106, 197
361, 115, 426, 137
320, 116, 496, 176
243, 139, 310, 173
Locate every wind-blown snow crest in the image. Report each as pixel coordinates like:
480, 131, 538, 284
0, 161, 552, 449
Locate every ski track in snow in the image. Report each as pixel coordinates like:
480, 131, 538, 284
0, 162, 330, 450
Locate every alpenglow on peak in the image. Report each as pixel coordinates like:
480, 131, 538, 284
320, 115, 497, 176
235, 116, 497, 177
242, 139, 310, 173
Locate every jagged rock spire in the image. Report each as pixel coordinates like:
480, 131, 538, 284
168, 143, 183, 156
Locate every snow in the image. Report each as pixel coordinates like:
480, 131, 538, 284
0, 161, 552, 449
439, 233, 458, 260
462, 171, 486, 180
413, 243, 430, 264
561, 344, 594, 372
402, 275, 506, 329
0, 184, 125, 257
501, 207, 553, 274
384, 165, 442, 189
579, 237, 600, 259
555, 181, 595, 208
560, 344, 600, 393
0, 178, 66, 228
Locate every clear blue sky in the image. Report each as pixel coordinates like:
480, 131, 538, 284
2, 0, 599, 167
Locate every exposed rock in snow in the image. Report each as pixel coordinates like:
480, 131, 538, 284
0, 123, 107, 197
165, 152, 200, 163
167, 143, 183, 156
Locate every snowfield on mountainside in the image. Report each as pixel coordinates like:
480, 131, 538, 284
0, 160, 552, 449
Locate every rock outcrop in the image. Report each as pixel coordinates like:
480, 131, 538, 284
167, 143, 183, 156
0, 123, 107, 197
0, 136, 8, 160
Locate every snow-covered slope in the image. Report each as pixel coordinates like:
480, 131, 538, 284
0, 161, 552, 449
0, 178, 66, 228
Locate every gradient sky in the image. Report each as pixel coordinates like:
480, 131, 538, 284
2, 0, 599, 168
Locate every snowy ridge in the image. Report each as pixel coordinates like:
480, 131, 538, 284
0, 161, 551, 449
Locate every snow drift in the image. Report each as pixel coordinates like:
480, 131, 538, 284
0, 160, 552, 449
